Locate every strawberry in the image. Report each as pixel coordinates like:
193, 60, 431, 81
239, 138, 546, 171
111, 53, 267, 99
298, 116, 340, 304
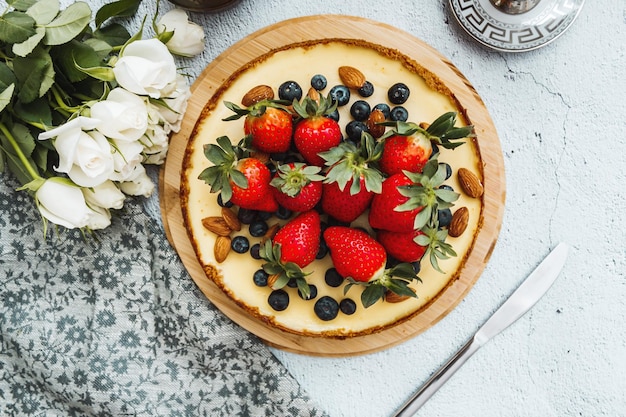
224, 100, 293, 153
292, 95, 342, 166
368, 172, 422, 233
379, 112, 473, 176
377, 229, 427, 263
260, 210, 321, 299
270, 162, 324, 213
319, 132, 384, 223
198, 136, 279, 212
324, 226, 420, 307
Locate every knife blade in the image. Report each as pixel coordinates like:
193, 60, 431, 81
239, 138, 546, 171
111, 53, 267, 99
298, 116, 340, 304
393, 242, 570, 417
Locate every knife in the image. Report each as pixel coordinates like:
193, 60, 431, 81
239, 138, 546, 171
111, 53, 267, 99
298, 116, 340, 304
393, 242, 570, 417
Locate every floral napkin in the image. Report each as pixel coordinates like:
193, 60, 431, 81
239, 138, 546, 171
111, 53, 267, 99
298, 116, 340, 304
0, 172, 327, 417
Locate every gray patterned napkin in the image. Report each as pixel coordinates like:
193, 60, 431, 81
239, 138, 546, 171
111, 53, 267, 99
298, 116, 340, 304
0, 172, 327, 417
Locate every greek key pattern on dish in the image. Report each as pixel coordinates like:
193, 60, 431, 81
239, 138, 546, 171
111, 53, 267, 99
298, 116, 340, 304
451, 0, 583, 51
0, 172, 327, 417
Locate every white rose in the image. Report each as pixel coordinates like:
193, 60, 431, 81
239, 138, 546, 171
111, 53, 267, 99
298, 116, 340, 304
85, 205, 112, 230
142, 124, 169, 165
83, 180, 126, 210
109, 139, 144, 182
112, 39, 178, 99
39, 118, 114, 188
158, 9, 205, 57
118, 165, 155, 197
90, 88, 148, 142
36, 178, 91, 229
156, 74, 191, 133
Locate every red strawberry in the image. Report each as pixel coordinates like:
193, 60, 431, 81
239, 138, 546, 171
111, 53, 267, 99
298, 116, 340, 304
224, 100, 293, 153
368, 173, 422, 233
377, 229, 427, 263
324, 226, 420, 307
323, 226, 387, 283
319, 132, 384, 223
270, 163, 324, 212
272, 210, 321, 268
198, 136, 279, 212
260, 210, 321, 299
292, 95, 342, 166
379, 112, 473, 176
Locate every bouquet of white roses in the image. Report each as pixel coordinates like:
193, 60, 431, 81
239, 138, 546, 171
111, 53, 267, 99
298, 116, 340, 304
0, 0, 205, 234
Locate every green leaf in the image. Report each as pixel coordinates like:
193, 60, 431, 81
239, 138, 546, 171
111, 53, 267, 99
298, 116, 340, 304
92, 22, 132, 48
0, 63, 17, 91
12, 26, 46, 57
26, 0, 60, 25
51, 39, 103, 83
0, 11, 37, 43
13, 47, 51, 103
7, 0, 38, 12
0, 122, 39, 184
14, 96, 52, 126
83, 37, 113, 60
0, 84, 15, 113
43, 1, 91, 46
230, 169, 248, 189
95, 0, 141, 29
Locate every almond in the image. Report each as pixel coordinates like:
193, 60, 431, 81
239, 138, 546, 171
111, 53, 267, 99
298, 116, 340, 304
201, 216, 232, 236
267, 273, 282, 290
367, 108, 386, 138
338, 66, 366, 89
214, 235, 231, 263
306, 87, 320, 103
241, 85, 274, 107
221, 207, 241, 232
458, 168, 484, 198
261, 223, 280, 244
385, 290, 413, 303
419, 122, 430, 130
449, 206, 469, 238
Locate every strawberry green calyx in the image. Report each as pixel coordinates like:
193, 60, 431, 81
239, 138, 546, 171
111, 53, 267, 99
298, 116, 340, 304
260, 240, 312, 299
415, 227, 457, 274
270, 163, 324, 197
292, 93, 337, 119
222, 99, 292, 121
382, 111, 473, 150
396, 158, 459, 230
320, 132, 384, 195
198, 135, 248, 202
345, 263, 421, 308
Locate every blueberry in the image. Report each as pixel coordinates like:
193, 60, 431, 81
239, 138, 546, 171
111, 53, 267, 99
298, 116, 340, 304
217, 193, 233, 208
350, 100, 371, 121
439, 184, 454, 192
231, 236, 250, 253
439, 162, 452, 180
388, 82, 410, 104
256, 210, 273, 221
357, 81, 374, 97
238, 208, 257, 224
253, 269, 269, 286
373, 103, 391, 119
327, 108, 340, 122
265, 162, 278, 177
316, 240, 328, 259
390, 106, 408, 122
249, 220, 269, 237
431, 142, 440, 156
278, 80, 302, 102
250, 243, 262, 260
339, 298, 357, 315
345, 120, 368, 143
310, 74, 327, 90
324, 268, 344, 287
314, 296, 339, 321
274, 206, 292, 220
438, 208, 453, 228
299, 284, 318, 300
411, 261, 421, 274
329, 85, 350, 106
287, 278, 298, 288
268, 289, 289, 311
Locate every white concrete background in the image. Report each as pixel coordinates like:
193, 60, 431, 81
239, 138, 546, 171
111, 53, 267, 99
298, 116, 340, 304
63, 0, 626, 415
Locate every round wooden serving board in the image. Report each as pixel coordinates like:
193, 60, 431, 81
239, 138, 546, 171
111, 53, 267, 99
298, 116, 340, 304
160, 15, 505, 356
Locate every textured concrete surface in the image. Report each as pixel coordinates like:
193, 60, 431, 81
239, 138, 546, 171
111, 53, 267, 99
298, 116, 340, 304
73, 0, 626, 415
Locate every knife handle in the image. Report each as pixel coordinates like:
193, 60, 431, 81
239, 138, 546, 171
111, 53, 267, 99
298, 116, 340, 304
392, 337, 482, 417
